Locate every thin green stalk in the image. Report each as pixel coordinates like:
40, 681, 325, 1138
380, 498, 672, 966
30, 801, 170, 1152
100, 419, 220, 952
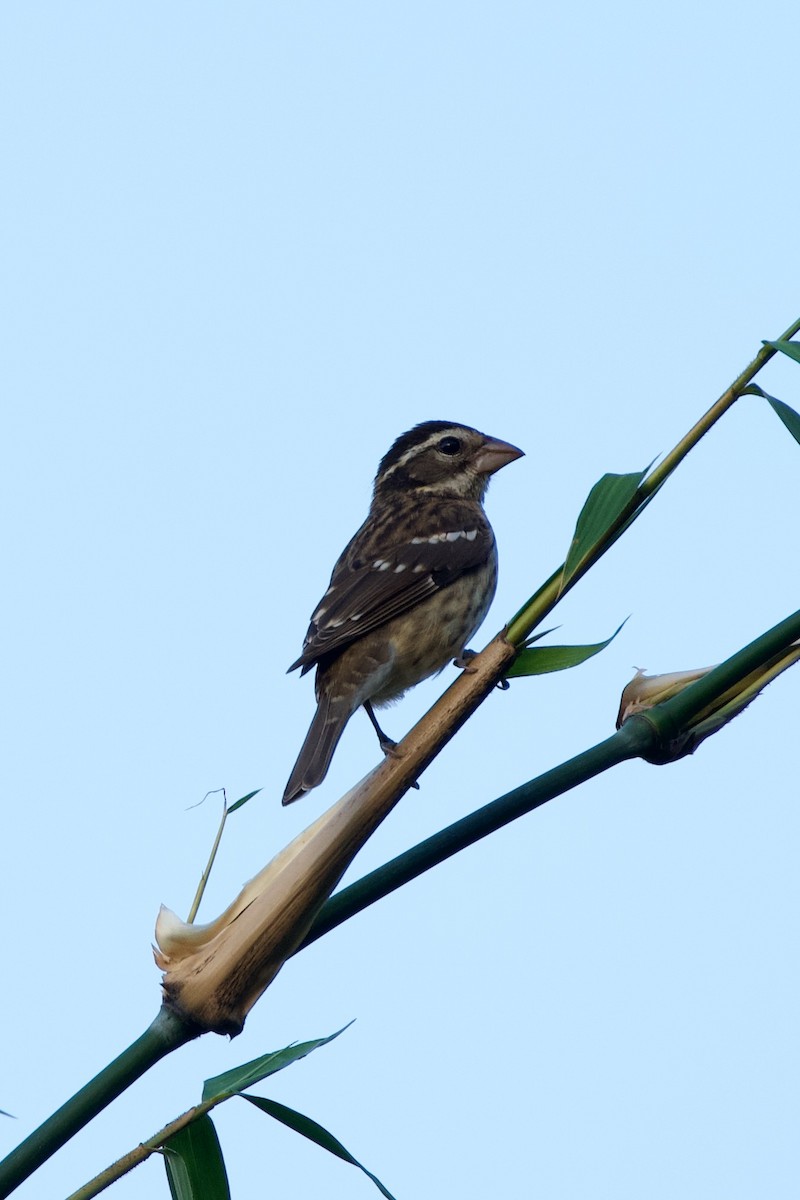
507, 316, 800, 647
642, 319, 800, 498
65, 1097, 218, 1200
186, 797, 229, 924
0, 1008, 198, 1200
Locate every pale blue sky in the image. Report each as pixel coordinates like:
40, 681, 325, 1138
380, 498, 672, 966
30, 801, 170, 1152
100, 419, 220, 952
2, 4, 799, 1198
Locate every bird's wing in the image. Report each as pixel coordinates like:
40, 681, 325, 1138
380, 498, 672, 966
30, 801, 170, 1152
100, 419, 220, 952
288, 520, 494, 671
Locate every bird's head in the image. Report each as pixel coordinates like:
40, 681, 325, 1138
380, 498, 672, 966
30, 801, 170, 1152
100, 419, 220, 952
373, 421, 524, 503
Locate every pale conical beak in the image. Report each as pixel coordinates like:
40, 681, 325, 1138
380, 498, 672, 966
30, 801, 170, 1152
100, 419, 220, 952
473, 435, 525, 476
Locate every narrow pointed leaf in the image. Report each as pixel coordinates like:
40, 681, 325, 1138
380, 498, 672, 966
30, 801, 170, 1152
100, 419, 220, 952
741, 383, 777, 401
764, 338, 800, 365
242, 1095, 397, 1200
164, 1115, 230, 1200
228, 788, 262, 814
768, 397, 800, 444
742, 384, 800, 445
520, 626, 560, 647
202, 1025, 352, 1102
766, 397, 800, 445
563, 470, 648, 586
506, 621, 628, 678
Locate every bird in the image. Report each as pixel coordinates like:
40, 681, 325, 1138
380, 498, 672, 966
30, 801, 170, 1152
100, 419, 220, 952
282, 420, 524, 804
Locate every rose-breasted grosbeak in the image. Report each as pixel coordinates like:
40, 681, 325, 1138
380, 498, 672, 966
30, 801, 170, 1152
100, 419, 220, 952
282, 420, 523, 804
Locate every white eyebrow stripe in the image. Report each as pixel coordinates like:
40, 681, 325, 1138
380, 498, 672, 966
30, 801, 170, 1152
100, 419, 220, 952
380, 429, 464, 477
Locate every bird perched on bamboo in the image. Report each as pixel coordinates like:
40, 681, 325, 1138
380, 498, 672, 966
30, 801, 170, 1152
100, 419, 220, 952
283, 420, 523, 804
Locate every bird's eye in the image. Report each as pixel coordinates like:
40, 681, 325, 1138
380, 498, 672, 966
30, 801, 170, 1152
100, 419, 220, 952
437, 436, 461, 455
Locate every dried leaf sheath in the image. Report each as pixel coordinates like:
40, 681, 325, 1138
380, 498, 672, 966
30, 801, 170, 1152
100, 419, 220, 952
155, 633, 518, 1034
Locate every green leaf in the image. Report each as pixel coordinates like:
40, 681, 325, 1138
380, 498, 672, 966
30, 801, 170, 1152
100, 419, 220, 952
521, 626, 559, 646
563, 469, 648, 586
506, 621, 628, 678
768, 397, 800, 444
242, 1095, 397, 1200
764, 338, 800, 365
164, 1115, 230, 1200
228, 788, 262, 814
202, 1024, 353, 1102
742, 384, 800, 445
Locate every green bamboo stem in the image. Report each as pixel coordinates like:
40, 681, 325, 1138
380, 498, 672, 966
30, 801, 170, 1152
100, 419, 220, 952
0, 1008, 198, 1199
304, 607, 800, 949
307, 609, 800, 945
300, 720, 650, 948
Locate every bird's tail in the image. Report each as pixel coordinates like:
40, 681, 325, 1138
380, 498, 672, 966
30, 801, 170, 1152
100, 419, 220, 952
282, 693, 351, 805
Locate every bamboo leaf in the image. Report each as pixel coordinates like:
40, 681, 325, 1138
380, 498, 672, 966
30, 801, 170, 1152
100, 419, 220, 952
164, 1115, 230, 1200
768, 397, 800, 444
763, 338, 800, 365
243, 1095, 397, 1200
742, 384, 800, 445
742, 382, 778, 402
563, 470, 648, 586
506, 621, 628, 678
202, 1025, 352, 1102
228, 788, 262, 814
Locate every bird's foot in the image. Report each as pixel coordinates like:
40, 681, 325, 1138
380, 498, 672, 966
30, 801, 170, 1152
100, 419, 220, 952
455, 648, 509, 689
379, 739, 420, 790
364, 701, 420, 789
453, 648, 479, 672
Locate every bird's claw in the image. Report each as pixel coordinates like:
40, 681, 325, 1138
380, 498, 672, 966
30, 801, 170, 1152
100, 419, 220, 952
378, 738, 420, 789
453, 648, 478, 673
455, 648, 509, 689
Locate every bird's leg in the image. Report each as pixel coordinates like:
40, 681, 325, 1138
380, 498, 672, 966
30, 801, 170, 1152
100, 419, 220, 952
455, 647, 509, 689
364, 700, 398, 755
363, 701, 420, 789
